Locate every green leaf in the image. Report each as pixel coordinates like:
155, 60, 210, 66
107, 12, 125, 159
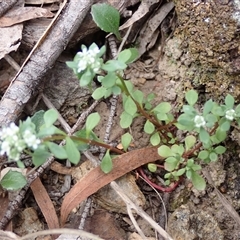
185, 135, 196, 151
152, 102, 171, 113
146, 93, 155, 102
124, 96, 137, 116
120, 111, 133, 128
164, 173, 171, 179
171, 144, 184, 155
118, 48, 139, 64
225, 94, 235, 108
191, 163, 202, 171
191, 171, 206, 190
185, 90, 198, 105
144, 120, 155, 134
209, 152, 218, 161
150, 132, 161, 146
92, 86, 107, 100
215, 128, 227, 142
235, 104, 240, 115
80, 69, 94, 87
121, 132, 132, 151
31, 110, 45, 132
66, 61, 77, 71
104, 88, 112, 98
182, 105, 196, 115
186, 158, 194, 167
74, 129, 99, 151
102, 60, 127, 71
111, 85, 121, 95
158, 145, 172, 158
91, 3, 121, 40
148, 163, 157, 172
156, 113, 168, 121
212, 105, 225, 116
205, 114, 218, 128
132, 90, 144, 107
44, 109, 58, 128
214, 146, 226, 154
65, 137, 80, 164
0, 170, 27, 190
100, 150, 112, 173
164, 156, 178, 171
220, 120, 231, 131
33, 147, 51, 167
101, 72, 117, 88
125, 81, 134, 93
47, 142, 67, 159
198, 150, 209, 160
86, 112, 100, 137
37, 125, 65, 138
203, 99, 213, 115
199, 128, 210, 144
176, 168, 186, 176
177, 114, 194, 126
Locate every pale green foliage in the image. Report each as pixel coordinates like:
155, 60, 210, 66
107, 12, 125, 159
91, 3, 121, 40
2, 3, 240, 192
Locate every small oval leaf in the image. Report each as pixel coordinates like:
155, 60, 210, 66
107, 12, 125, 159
44, 109, 58, 127
66, 137, 80, 164
100, 150, 112, 173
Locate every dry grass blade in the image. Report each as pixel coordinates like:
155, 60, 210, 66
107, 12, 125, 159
110, 181, 173, 240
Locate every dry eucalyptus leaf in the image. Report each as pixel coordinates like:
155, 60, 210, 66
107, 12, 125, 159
119, 0, 160, 30
137, 1, 175, 56
25, 0, 60, 4
0, 23, 23, 59
0, 6, 54, 27
60, 147, 161, 225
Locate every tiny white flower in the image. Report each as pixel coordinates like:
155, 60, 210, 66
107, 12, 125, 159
0, 141, 10, 155
76, 44, 102, 73
225, 109, 235, 121
194, 115, 206, 128
23, 130, 41, 149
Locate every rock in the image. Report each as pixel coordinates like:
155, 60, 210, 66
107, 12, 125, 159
167, 203, 224, 240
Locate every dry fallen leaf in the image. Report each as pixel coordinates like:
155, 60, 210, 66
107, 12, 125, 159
137, 1, 175, 56
30, 177, 59, 229
60, 147, 161, 226
119, 0, 160, 30
0, 7, 54, 27
25, 0, 60, 4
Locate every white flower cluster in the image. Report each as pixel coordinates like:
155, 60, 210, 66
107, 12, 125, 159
77, 45, 102, 73
0, 123, 41, 161
225, 109, 235, 121
194, 115, 206, 128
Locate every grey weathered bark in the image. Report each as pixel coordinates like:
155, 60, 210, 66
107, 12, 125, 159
0, 0, 93, 126
0, 0, 17, 18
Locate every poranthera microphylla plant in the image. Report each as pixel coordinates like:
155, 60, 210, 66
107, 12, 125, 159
1, 3, 240, 191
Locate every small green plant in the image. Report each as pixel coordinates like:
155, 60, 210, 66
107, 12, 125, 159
1, 3, 240, 191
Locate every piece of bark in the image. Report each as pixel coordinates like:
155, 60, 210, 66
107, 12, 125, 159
0, 0, 18, 18
0, 0, 93, 126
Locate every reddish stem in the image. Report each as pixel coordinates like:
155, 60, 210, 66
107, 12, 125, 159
137, 167, 180, 192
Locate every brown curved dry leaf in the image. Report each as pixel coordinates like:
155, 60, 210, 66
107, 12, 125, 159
119, 0, 160, 30
60, 147, 161, 226
30, 177, 59, 229
0, 7, 54, 27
